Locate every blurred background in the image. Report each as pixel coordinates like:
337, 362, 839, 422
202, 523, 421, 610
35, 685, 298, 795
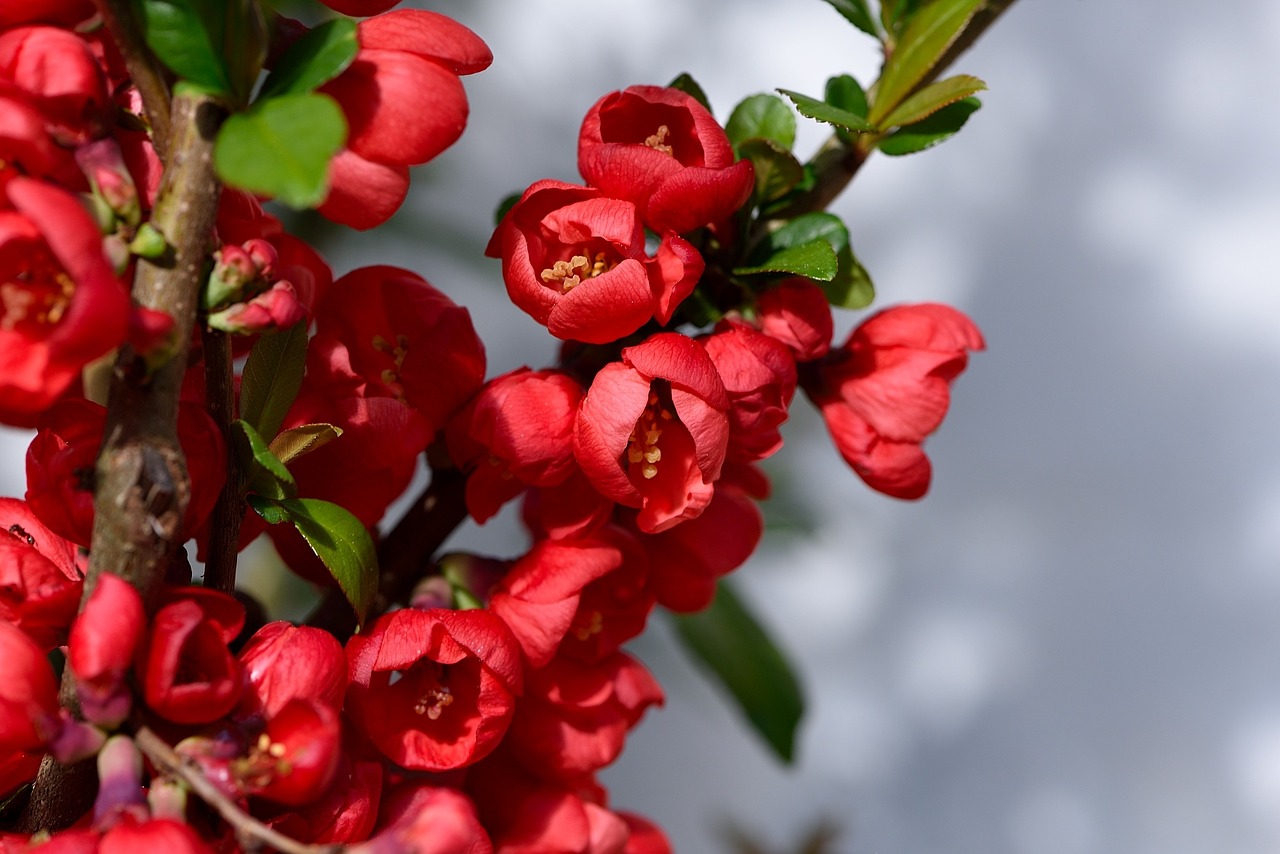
9, 0, 1280, 851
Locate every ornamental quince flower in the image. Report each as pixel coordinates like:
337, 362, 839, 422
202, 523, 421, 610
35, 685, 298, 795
0, 496, 82, 649
803, 303, 985, 499
318, 10, 491, 229
0, 176, 128, 425
701, 320, 797, 463
345, 607, 522, 772
446, 368, 584, 524
0, 26, 110, 144
68, 573, 143, 727
352, 784, 492, 854
0, 619, 61, 754
578, 85, 754, 235
141, 593, 245, 725
756, 277, 834, 362
487, 180, 703, 344
574, 332, 730, 533
236, 622, 347, 721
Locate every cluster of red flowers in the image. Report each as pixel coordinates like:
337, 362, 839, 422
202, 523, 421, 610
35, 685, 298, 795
0, 0, 984, 851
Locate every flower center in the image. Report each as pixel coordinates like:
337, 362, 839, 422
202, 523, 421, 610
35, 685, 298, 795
413, 686, 454, 721
626, 390, 675, 480
0, 272, 73, 332
572, 609, 604, 641
540, 251, 611, 293
644, 125, 674, 156
371, 333, 409, 399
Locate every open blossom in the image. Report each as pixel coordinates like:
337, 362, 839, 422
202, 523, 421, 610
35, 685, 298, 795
353, 784, 492, 854
804, 303, 985, 499
0, 25, 110, 144
488, 180, 703, 344
346, 608, 522, 772
578, 85, 754, 235
318, 10, 492, 229
0, 176, 128, 425
574, 333, 730, 533
0, 496, 82, 649
701, 321, 797, 463
446, 368, 584, 523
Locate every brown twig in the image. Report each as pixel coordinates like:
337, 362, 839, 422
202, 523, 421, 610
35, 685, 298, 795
201, 327, 245, 593
133, 727, 342, 854
17, 91, 226, 834
94, 0, 173, 160
306, 466, 469, 640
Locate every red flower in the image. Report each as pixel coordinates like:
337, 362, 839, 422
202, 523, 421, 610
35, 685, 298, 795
98, 816, 215, 854
141, 595, 244, 725
0, 26, 110, 144
0, 620, 60, 754
756, 278, 834, 362
507, 652, 663, 782
487, 180, 703, 344
308, 265, 485, 436
557, 527, 655, 665
26, 399, 226, 548
619, 814, 671, 854
318, 10, 491, 229
0, 496, 82, 649
803, 303, 984, 499
446, 369, 584, 524
574, 333, 729, 533
489, 538, 625, 668
264, 750, 384, 845
354, 784, 492, 854
0, 177, 128, 425
701, 321, 797, 463
236, 622, 347, 721
67, 573, 143, 726
578, 85, 754, 235
346, 608, 522, 772
236, 698, 342, 807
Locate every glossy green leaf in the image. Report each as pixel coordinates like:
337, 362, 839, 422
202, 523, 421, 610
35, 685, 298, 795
880, 73, 986, 129
247, 494, 290, 525
239, 321, 308, 442
214, 93, 346, 208
869, 0, 984, 127
268, 423, 343, 465
825, 74, 868, 120
135, 0, 233, 94
221, 0, 267, 102
778, 89, 874, 134
232, 419, 297, 500
726, 94, 796, 151
258, 18, 358, 100
667, 72, 711, 111
828, 244, 876, 308
879, 96, 981, 156
881, 0, 926, 37
738, 138, 805, 203
818, 0, 879, 37
280, 498, 377, 625
734, 240, 838, 281
745, 212, 871, 303
672, 581, 805, 763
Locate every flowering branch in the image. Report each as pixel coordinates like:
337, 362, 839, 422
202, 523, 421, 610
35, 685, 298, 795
132, 727, 343, 854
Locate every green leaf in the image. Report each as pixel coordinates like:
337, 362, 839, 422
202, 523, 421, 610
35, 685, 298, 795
738, 138, 805, 204
280, 498, 377, 625
778, 89, 874, 134
672, 581, 805, 763
881, 0, 926, 37
214, 93, 347, 208
734, 240, 838, 281
726, 94, 796, 151
258, 18, 358, 100
232, 420, 297, 500
818, 0, 880, 37
879, 96, 981, 156
880, 73, 986, 129
743, 212, 871, 303
239, 321, 308, 442
667, 72, 711, 111
247, 494, 290, 525
135, 0, 233, 94
868, 0, 984, 127
268, 423, 343, 465
825, 74, 868, 120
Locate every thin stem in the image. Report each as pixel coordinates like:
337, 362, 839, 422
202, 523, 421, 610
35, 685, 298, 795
94, 0, 172, 159
133, 728, 343, 854
201, 327, 244, 594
